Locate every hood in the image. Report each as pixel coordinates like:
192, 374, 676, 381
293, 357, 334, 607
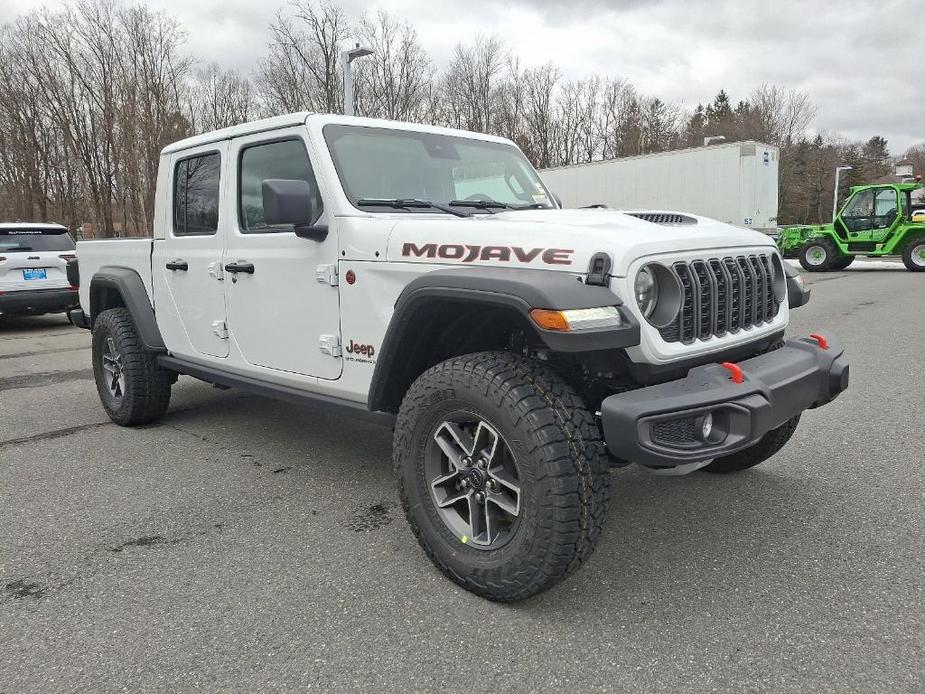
386, 208, 776, 277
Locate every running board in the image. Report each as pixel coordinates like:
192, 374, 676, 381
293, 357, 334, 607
157, 355, 395, 426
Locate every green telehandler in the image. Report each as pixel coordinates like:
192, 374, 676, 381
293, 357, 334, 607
777, 182, 925, 272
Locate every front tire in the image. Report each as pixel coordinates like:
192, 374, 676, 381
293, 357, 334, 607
92, 307, 172, 425
830, 255, 855, 270
799, 239, 837, 272
700, 416, 800, 474
394, 351, 611, 602
901, 236, 925, 272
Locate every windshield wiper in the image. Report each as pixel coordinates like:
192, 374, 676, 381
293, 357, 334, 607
357, 198, 470, 218
449, 199, 551, 212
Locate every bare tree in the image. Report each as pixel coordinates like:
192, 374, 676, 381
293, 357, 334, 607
189, 63, 260, 133
257, 0, 348, 114
354, 11, 432, 122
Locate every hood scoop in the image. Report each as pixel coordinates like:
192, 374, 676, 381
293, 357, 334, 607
628, 212, 697, 226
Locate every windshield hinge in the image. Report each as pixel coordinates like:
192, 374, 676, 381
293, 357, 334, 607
586, 252, 613, 286
316, 263, 338, 287
319, 334, 342, 357
208, 261, 224, 281
211, 320, 229, 339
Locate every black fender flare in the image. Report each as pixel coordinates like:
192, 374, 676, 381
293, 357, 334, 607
367, 267, 639, 412
89, 267, 166, 352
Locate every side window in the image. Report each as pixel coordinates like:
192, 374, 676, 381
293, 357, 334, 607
874, 189, 897, 217
842, 190, 873, 218
239, 139, 322, 233
173, 153, 221, 236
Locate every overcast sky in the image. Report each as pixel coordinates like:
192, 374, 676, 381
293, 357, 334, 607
2, 0, 921, 154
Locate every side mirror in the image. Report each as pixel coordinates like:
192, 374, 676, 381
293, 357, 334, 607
261, 179, 328, 241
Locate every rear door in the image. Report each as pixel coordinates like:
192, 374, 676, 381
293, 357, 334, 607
152, 143, 230, 359
0, 228, 75, 293
223, 130, 342, 379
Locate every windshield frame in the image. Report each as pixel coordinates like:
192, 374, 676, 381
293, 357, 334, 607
322, 123, 557, 214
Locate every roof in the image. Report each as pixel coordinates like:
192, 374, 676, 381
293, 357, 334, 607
161, 112, 514, 156
849, 181, 923, 193
0, 222, 68, 231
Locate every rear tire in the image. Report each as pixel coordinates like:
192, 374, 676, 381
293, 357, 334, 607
394, 351, 611, 602
92, 307, 172, 426
700, 416, 800, 474
799, 239, 837, 272
901, 236, 925, 272
830, 255, 855, 270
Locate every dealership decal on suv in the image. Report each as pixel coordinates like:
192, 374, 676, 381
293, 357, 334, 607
402, 242, 573, 265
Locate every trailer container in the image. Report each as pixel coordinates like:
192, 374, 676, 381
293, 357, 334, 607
540, 141, 780, 233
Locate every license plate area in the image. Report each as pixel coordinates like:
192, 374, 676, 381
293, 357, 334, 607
22, 268, 47, 280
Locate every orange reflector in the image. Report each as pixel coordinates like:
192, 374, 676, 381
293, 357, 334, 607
530, 309, 570, 331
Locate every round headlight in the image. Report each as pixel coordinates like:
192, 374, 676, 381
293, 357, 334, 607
634, 266, 659, 318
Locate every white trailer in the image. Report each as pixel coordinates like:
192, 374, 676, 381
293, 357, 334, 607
540, 141, 780, 233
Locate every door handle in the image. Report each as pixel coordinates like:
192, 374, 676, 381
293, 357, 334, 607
224, 260, 255, 274
166, 259, 188, 271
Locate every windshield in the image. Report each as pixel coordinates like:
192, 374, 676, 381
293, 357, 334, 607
0, 230, 75, 252
323, 125, 554, 212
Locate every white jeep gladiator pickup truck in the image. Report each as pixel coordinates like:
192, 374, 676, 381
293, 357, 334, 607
70, 112, 849, 601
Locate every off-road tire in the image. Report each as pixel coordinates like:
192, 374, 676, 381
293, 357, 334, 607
799, 238, 837, 272
830, 255, 855, 271
394, 351, 611, 602
92, 307, 172, 426
700, 416, 800, 474
901, 235, 925, 272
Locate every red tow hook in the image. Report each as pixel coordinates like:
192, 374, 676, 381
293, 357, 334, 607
721, 362, 745, 384
809, 333, 829, 350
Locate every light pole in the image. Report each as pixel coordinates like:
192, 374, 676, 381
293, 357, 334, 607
342, 43, 374, 117
833, 165, 852, 221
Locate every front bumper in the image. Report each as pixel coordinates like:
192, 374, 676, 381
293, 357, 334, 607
601, 336, 849, 467
0, 287, 79, 315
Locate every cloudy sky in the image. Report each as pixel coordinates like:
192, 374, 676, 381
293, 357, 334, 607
2, 0, 922, 153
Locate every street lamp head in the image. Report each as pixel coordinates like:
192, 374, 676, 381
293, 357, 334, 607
346, 44, 374, 62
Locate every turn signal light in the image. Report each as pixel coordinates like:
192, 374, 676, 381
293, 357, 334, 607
530, 309, 570, 331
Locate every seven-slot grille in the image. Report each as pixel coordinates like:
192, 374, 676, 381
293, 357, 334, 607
659, 254, 780, 344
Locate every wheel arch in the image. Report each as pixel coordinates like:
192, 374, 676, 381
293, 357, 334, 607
367, 267, 638, 413
89, 267, 165, 352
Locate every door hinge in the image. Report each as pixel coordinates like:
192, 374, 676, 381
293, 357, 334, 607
209, 261, 224, 281
319, 334, 342, 357
212, 320, 229, 339
316, 263, 338, 287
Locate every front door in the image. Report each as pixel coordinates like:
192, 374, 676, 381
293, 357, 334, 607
837, 187, 899, 244
152, 143, 229, 359
223, 130, 342, 380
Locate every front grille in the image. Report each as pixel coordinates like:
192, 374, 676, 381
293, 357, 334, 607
659, 254, 780, 344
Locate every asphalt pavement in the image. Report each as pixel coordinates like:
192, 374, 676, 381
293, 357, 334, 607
1, 264, 923, 692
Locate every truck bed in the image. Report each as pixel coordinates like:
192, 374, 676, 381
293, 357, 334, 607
76, 238, 155, 315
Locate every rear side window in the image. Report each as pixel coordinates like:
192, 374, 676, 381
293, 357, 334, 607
0, 231, 75, 252
173, 152, 221, 236
238, 139, 322, 233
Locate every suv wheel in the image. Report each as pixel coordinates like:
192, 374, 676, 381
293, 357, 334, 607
700, 416, 800, 474
901, 236, 925, 272
394, 351, 611, 602
799, 239, 836, 272
92, 307, 173, 425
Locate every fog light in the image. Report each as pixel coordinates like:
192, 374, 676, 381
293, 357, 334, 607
699, 413, 713, 441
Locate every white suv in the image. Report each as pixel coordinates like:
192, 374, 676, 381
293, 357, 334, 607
0, 223, 79, 319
